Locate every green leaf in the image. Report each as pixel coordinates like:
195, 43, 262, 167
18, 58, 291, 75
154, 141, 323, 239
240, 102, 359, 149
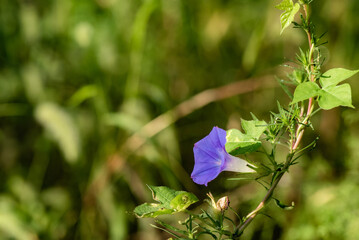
134, 203, 173, 218
241, 119, 267, 139
316, 68, 358, 110
275, 0, 300, 34
134, 186, 198, 218
225, 131, 261, 155
148, 185, 178, 209
320, 68, 359, 88
318, 84, 354, 110
291, 82, 320, 104
225, 120, 267, 155
170, 192, 199, 212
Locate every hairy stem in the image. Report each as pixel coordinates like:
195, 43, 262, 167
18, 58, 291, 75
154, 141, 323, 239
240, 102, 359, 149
292, 3, 315, 151
236, 3, 316, 236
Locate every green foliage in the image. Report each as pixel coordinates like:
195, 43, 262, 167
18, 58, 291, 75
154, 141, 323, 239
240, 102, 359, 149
318, 84, 353, 110
0, 0, 358, 238
134, 186, 198, 218
225, 120, 267, 155
319, 68, 359, 87
317, 68, 358, 109
292, 68, 358, 109
275, 0, 300, 34
292, 82, 320, 104
135, 188, 241, 239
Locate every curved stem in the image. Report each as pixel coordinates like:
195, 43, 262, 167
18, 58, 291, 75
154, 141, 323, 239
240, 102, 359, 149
235, 3, 316, 236
235, 153, 293, 235
235, 173, 281, 233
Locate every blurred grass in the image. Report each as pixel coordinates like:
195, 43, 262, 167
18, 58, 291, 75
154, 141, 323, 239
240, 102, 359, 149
0, 0, 358, 239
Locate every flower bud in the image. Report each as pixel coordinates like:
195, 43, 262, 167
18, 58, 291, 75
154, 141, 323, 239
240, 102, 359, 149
216, 196, 230, 211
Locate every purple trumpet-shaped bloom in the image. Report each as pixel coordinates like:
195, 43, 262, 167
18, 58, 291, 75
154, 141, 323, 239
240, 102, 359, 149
191, 126, 255, 186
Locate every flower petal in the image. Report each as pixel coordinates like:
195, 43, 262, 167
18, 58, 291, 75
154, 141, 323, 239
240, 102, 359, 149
193, 127, 227, 159
191, 127, 227, 186
222, 154, 256, 173
191, 146, 223, 185
191, 166, 221, 186
191, 126, 256, 186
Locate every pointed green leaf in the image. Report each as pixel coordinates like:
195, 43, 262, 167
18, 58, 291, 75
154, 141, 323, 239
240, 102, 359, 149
225, 120, 267, 155
134, 203, 174, 218
241, 119, 267, 139
170, 192, 198, 212
320, 68, 359, 88
275, 0, 300, 34
148, 185, 178, 208
318, 84, 354, 110
225, 132, 261, 155
134, 186, 198, 218
291, 82, 320, 104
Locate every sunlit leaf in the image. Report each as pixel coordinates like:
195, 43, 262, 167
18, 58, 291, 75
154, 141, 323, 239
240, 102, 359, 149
134, 203, 174, 218
241, 119, 267, 139
275, 0, 300, 34
226, 129, 262, 155
319, 68, 359, 88
318, 84, 354, 110
134, 186, 198, 218
291, 82, 320, 104
170, 192, 199, 212
225, 120, 267, 155
316, 68, 358, 110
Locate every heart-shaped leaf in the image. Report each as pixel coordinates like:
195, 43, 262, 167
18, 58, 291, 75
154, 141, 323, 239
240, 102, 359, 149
225, 120, 267, 155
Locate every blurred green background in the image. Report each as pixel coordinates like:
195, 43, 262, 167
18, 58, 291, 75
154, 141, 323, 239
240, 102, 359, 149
0, 0, 359, 239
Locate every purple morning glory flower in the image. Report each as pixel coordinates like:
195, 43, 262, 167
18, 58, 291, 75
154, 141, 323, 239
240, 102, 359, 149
191, 126, 255, 186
